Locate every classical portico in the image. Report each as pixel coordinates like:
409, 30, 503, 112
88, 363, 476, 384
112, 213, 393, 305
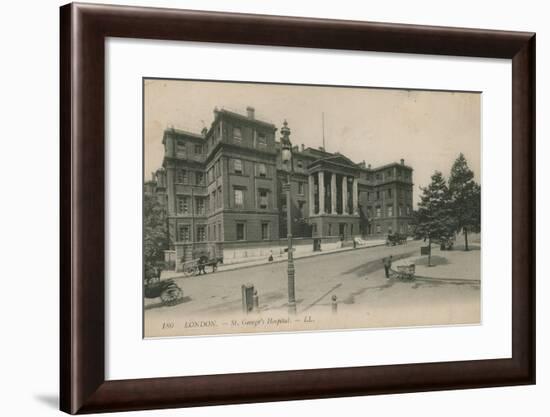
306, 155, 361, 238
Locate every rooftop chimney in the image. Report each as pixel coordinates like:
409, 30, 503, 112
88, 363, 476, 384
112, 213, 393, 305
301, 144, 305, 151
400, 158, 405, 165
246, 106, 255, 119
368, 164, 372, 169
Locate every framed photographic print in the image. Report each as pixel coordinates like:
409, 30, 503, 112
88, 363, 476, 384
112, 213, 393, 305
60, 2, 535, 414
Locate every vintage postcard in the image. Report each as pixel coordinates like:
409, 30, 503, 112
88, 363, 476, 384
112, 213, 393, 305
143, 79, 481, 338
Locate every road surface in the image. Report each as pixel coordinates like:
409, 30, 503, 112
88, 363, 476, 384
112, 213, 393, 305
144, 241, 480, 337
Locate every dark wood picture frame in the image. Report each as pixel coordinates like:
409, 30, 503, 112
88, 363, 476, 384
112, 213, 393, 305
60, 2, 536, 414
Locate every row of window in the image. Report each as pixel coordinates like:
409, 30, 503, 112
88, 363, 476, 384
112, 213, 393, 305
234, 188, 270, 209
367, 205, 411, 218
177, 222, 271, 242
362, 170, 411, 182
175, 141, 204, 158
366, 188, 412, 201
176, 196, 207, 215
176, 169, 204, 185
231, 159, 268, 177
235, 222, 271, 241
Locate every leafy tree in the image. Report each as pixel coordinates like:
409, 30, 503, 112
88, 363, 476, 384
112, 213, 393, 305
143, 193, 168, 283
414, 171, 457, 266
448, 153, 481, 251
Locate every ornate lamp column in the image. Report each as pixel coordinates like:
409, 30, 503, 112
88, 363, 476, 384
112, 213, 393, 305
280, 120, 296, 315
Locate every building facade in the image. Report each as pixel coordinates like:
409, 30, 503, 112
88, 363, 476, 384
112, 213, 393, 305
146, 106, 414, 264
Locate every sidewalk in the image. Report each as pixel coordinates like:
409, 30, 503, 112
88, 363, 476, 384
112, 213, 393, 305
393, 244, 481, 283
161, 239, 387, 279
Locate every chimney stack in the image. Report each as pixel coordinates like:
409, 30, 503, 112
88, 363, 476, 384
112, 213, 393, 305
301, 144, 305, 151
246, 106, 255, 119
400, 158, 405, 165
368, 164, 372, 169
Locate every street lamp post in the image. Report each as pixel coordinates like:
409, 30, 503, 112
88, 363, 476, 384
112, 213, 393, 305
280, 120, 296, 315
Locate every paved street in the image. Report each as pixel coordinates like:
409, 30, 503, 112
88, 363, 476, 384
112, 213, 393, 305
145, 241, 481, 337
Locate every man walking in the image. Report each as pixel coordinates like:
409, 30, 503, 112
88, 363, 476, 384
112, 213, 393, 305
383, 255, 393, 279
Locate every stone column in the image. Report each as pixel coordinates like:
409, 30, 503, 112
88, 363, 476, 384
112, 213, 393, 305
308, 174, 315, 216
318, 171, 325, 214
331, 173, 337, 214
352, 177, 359, 215
342, 175, 348, 214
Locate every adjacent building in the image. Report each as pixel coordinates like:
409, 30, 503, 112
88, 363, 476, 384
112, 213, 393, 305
146, 106, 414, 265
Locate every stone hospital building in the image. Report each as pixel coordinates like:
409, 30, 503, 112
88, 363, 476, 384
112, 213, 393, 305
145, 106, 414, 266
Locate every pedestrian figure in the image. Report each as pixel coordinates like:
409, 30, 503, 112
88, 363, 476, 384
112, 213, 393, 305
383, 255, 393, 279
268, 250, 274, 262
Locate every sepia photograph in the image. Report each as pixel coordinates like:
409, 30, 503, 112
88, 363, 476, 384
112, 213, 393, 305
143, 79, 481, 338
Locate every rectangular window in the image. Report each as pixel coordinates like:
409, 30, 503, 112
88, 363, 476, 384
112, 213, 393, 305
218, 223, 222, 241
217, 186, 222, 208
376, 224, 381, 234
178, 225, 190, 242
261, 223, 269, 240
257, 163, 267, 177
233, 127, 242, 142
234, 189, 244, 208
196, 225, 206, 242
376, 191, 380, 200
196, 198, 205, 215
215, 160, 221, 177
298, 182, 305, 195
234, 159, 243, 174
176, 141, 187, 158
195, 172, 204, 185
387, 205, 393, 217
194, 144, 202, 155
236, 223, 245, 241
297, 159, 303, 169
259, 190, 268, 209
257, 133, 266, 146
388, 189, 392, 198
328, 224, 332, 236
376, 173, 381, 181
376, 206, 381, 218
176, 169, 187, 184
177, 196, 189, 214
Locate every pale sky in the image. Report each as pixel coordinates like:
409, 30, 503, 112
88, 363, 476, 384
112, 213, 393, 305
144, 79, 481, 207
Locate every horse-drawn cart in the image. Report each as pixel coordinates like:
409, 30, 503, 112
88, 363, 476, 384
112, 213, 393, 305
144, 278, 183, 305
180, 255, 222, 277
386, 233, 408, 246
392, 263, 416, 280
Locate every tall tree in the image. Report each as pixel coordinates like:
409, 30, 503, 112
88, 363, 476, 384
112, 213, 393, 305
448, 153, 481, 251
143, 193, 168, 283
414, 171, 456, 266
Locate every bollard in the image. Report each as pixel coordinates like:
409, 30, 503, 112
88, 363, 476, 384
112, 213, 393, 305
253, 290, 259, 311
241, 283, 254, 314
331, 295, 338, 314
